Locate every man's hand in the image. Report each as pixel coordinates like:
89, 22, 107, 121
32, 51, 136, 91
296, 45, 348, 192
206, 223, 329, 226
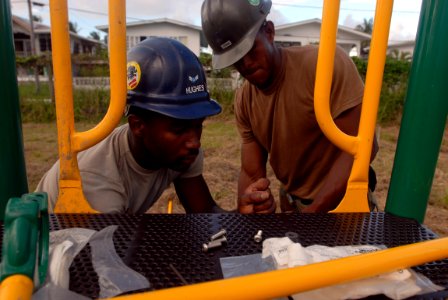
238, 178, 276, 214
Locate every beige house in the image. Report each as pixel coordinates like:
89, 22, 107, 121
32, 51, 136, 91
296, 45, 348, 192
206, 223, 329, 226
97, 18, 202, 56
12, 15, 103, 57
274, 18, 371, 57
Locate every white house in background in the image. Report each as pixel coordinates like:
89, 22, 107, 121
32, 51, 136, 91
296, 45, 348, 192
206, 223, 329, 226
12, 15, 103, 57
274, 18, 371, 57
96, 18, 202, 56
387, 40, 415, 58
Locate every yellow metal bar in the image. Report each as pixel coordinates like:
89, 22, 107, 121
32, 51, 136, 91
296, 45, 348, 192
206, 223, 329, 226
334, 0, 393, 212
314, 0, 394, 212
314, 0, 358, 156
71, 0, 127, 152
108, 237, 448, 300
49, 0, 126, 213
0, 275, 33, 300
167, 198, 173, 214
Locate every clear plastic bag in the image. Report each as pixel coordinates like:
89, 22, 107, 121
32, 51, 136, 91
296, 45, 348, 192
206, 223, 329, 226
89, 225, 150, 298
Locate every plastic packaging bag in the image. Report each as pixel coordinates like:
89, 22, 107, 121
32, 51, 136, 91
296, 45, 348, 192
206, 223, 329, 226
45, 228, 96, 288
262, 237, 444, 300
220, 253, 276, 279
89, 225, 150, 298
32, 228, 96, 299
32, 283, 90, 300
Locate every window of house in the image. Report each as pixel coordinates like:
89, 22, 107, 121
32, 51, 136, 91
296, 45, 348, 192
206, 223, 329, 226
39, 36, 51, 52
74, 42, 80, 54
126, 36, 141, 50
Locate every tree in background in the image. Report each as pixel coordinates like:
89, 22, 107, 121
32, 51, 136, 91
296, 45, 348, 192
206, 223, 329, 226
89, 31, 101, 41
356, 18, 373, 34
32, 14, 42, 23
355, 18, 373, 56
69, 21, 79, 33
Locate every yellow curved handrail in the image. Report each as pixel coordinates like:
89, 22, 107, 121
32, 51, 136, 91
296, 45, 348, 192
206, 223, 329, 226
314, 0, 394, 212
49, 0, 126, 213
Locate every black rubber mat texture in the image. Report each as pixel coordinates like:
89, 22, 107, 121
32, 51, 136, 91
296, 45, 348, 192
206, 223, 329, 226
2, 212, 448, 299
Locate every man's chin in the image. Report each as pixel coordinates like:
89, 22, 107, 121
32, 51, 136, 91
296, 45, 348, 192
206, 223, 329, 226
169, 155, 197, 172
170, 162, 192, 172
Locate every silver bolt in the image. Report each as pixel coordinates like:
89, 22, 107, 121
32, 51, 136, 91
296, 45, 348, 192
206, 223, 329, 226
254, 230, 263, 243
214, 235, 227, 244
202, 238, 224, 252
210, 229, 227, 241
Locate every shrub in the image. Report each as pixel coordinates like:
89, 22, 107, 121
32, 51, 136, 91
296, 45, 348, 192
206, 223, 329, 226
352, 56, 411, 124
19, 83, 111, 123
209, 86, 235, 118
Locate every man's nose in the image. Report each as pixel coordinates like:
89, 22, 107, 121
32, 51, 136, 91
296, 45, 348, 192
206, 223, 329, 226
185, 132, 201, 149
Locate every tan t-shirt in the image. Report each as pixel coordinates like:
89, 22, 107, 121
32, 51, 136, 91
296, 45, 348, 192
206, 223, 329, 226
36, 124, 203, 213
234, 45, 364, 199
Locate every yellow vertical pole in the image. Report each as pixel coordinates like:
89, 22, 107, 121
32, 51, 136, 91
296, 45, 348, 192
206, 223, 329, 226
314, 0, 394, 212
49, 0, 126, 213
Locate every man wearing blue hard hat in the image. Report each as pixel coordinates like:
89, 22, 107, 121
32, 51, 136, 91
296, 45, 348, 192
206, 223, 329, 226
36, 37, 246, 213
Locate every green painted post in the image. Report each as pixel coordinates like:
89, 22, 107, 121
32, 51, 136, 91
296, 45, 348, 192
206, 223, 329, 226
385, 0, 448, 223
0, 0, 29, 220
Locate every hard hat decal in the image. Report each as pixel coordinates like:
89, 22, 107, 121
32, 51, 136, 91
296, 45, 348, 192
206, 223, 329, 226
248, 0, 260, 5
186, 84, 205, 94
220, 40, 232, 50
189, 74, 199, 83
127, 61, 141, 90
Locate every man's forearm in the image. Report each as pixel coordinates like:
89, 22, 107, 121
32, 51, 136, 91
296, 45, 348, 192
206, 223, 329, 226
309, 153, 353, 212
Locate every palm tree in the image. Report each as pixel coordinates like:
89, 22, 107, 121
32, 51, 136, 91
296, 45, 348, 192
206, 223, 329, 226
355, 18, 373, 56
69, 21, 79, 33
32, 14, 42, 23
356, 18, 373, 34
89, 31, 101, 41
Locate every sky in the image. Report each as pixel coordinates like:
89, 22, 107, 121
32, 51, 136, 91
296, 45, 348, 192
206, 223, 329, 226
10, 0, 422, 43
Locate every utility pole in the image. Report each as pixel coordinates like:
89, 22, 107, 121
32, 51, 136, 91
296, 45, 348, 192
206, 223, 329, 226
26, 0, 40, 92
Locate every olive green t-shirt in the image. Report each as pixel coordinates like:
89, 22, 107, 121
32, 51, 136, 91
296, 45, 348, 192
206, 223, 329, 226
36, 124, 203, 213
234, 45, 364, 199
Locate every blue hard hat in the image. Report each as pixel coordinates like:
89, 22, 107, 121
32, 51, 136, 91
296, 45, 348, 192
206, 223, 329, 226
126, 37, 222, 119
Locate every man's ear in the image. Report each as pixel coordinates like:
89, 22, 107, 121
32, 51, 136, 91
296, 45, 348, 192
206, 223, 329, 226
128, 115, 145, 138
265, 20, 275, 43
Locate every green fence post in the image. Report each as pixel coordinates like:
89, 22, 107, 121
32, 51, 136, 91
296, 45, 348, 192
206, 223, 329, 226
0, 0, 29, 220
385, 0, 448, 223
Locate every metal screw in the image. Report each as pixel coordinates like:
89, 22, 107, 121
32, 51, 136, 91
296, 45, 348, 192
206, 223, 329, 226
254, 230, 263, 243
214, 235, 227, 244
210, 229, 227, 241
202, 238, 224, 252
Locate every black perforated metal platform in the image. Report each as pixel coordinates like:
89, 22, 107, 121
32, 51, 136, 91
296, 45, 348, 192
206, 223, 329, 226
2, 212, 448, 299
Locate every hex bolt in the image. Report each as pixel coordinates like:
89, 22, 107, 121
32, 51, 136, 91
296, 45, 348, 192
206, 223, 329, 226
210, 229, 227, 241
254, 230, 263, 243
202, 239, 224, 252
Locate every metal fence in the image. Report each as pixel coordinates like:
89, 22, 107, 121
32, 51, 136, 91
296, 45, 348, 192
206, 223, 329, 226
17, 76, 239, 90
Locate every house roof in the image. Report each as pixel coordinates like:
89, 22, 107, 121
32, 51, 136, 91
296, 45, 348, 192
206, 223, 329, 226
12, 15, 104, 45
96, 17, 201, 33
387, 40, 415, 48
12, 15, 50, 34
276, 18, 372, 40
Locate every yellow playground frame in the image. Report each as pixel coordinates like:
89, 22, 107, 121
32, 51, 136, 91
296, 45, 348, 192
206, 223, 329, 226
1, 0, 447, 299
